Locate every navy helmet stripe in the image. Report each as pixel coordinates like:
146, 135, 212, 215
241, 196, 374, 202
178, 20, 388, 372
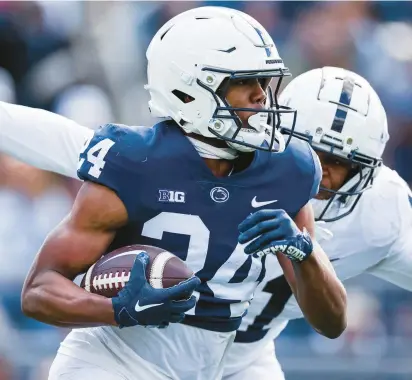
254, 28, 271, 57
331, 76, 355, 133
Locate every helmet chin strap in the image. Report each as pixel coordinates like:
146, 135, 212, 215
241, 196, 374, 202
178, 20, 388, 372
187, 137, 239, 160
187, 113, 285, 160
226, 112, 268, 153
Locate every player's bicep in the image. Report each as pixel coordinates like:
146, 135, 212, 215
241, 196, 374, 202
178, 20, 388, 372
27, 182, 128, 282
295, 203, 335, 273
294, 202, 315, 237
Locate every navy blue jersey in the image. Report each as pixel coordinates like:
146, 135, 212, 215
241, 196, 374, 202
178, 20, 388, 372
77, 121, 321, 332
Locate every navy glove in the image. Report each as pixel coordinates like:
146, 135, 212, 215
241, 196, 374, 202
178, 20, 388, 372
112, 252, 200, 328
238, 209, 313, 263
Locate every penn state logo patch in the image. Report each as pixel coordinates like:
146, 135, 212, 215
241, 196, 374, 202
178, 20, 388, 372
210, 187, 229, 203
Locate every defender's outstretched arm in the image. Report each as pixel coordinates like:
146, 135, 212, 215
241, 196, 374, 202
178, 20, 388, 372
0, 101, 92, 179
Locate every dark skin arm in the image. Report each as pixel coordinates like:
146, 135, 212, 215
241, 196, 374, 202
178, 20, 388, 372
21, 182, 128, 328
277, 203, 347, 339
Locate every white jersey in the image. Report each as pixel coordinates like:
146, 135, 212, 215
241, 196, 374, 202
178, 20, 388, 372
224, 165, 412, 377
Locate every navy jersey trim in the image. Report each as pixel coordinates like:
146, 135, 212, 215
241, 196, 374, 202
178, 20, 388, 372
309, 146, 322, 199
183, 314, 242, 333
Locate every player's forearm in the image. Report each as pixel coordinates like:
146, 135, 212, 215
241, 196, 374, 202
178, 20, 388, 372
293, 251, 347, 339
0, 101, 90, 179
22, 270, 117, 328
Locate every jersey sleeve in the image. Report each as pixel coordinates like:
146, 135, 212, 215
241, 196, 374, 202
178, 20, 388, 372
366, 177, 412, 291
77, 123, 149, 220
0, 101, 91, 179
285, 140, 322, 214
360, 169, 407, 248
308, 145, 322, 199
367, 236, 412, 291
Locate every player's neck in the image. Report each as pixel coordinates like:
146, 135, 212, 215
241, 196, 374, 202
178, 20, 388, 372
202, 153, 255, 177
185, 132, 255, 177
203, 158, 234, 178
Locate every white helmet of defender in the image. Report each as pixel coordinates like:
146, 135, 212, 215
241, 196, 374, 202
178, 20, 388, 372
279, 66, 390, 221
145, 6, 296, 153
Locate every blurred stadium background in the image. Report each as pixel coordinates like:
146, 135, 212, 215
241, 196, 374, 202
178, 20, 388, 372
0, 1, 411, 379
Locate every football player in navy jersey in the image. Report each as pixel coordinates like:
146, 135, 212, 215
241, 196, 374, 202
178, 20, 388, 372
16, 6, 345, 380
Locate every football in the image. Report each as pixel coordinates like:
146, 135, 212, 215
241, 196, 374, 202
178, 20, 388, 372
80, 244, 194, 298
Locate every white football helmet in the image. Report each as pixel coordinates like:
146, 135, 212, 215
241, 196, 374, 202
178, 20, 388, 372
279, 67, 390, 221
145, 6, 296, 152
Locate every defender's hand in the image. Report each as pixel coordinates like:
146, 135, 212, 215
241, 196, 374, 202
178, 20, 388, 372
238, 209, 313, 263
112, 252, 200, 328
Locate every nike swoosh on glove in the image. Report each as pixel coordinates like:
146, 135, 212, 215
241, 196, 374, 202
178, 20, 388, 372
112, 252, 200, 328
238, 209, 313, 263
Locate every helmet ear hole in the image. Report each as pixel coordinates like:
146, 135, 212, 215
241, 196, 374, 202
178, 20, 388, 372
172, 90, 195, 104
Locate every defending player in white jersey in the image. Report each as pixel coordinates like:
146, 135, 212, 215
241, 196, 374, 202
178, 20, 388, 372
223, 67, 412, 379
0, 8, 347, 380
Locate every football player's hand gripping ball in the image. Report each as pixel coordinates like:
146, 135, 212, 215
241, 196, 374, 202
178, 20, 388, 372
112, 252, 200, 328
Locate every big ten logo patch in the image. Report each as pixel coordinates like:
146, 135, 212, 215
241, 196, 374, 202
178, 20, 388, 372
158, 189, 186, 203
